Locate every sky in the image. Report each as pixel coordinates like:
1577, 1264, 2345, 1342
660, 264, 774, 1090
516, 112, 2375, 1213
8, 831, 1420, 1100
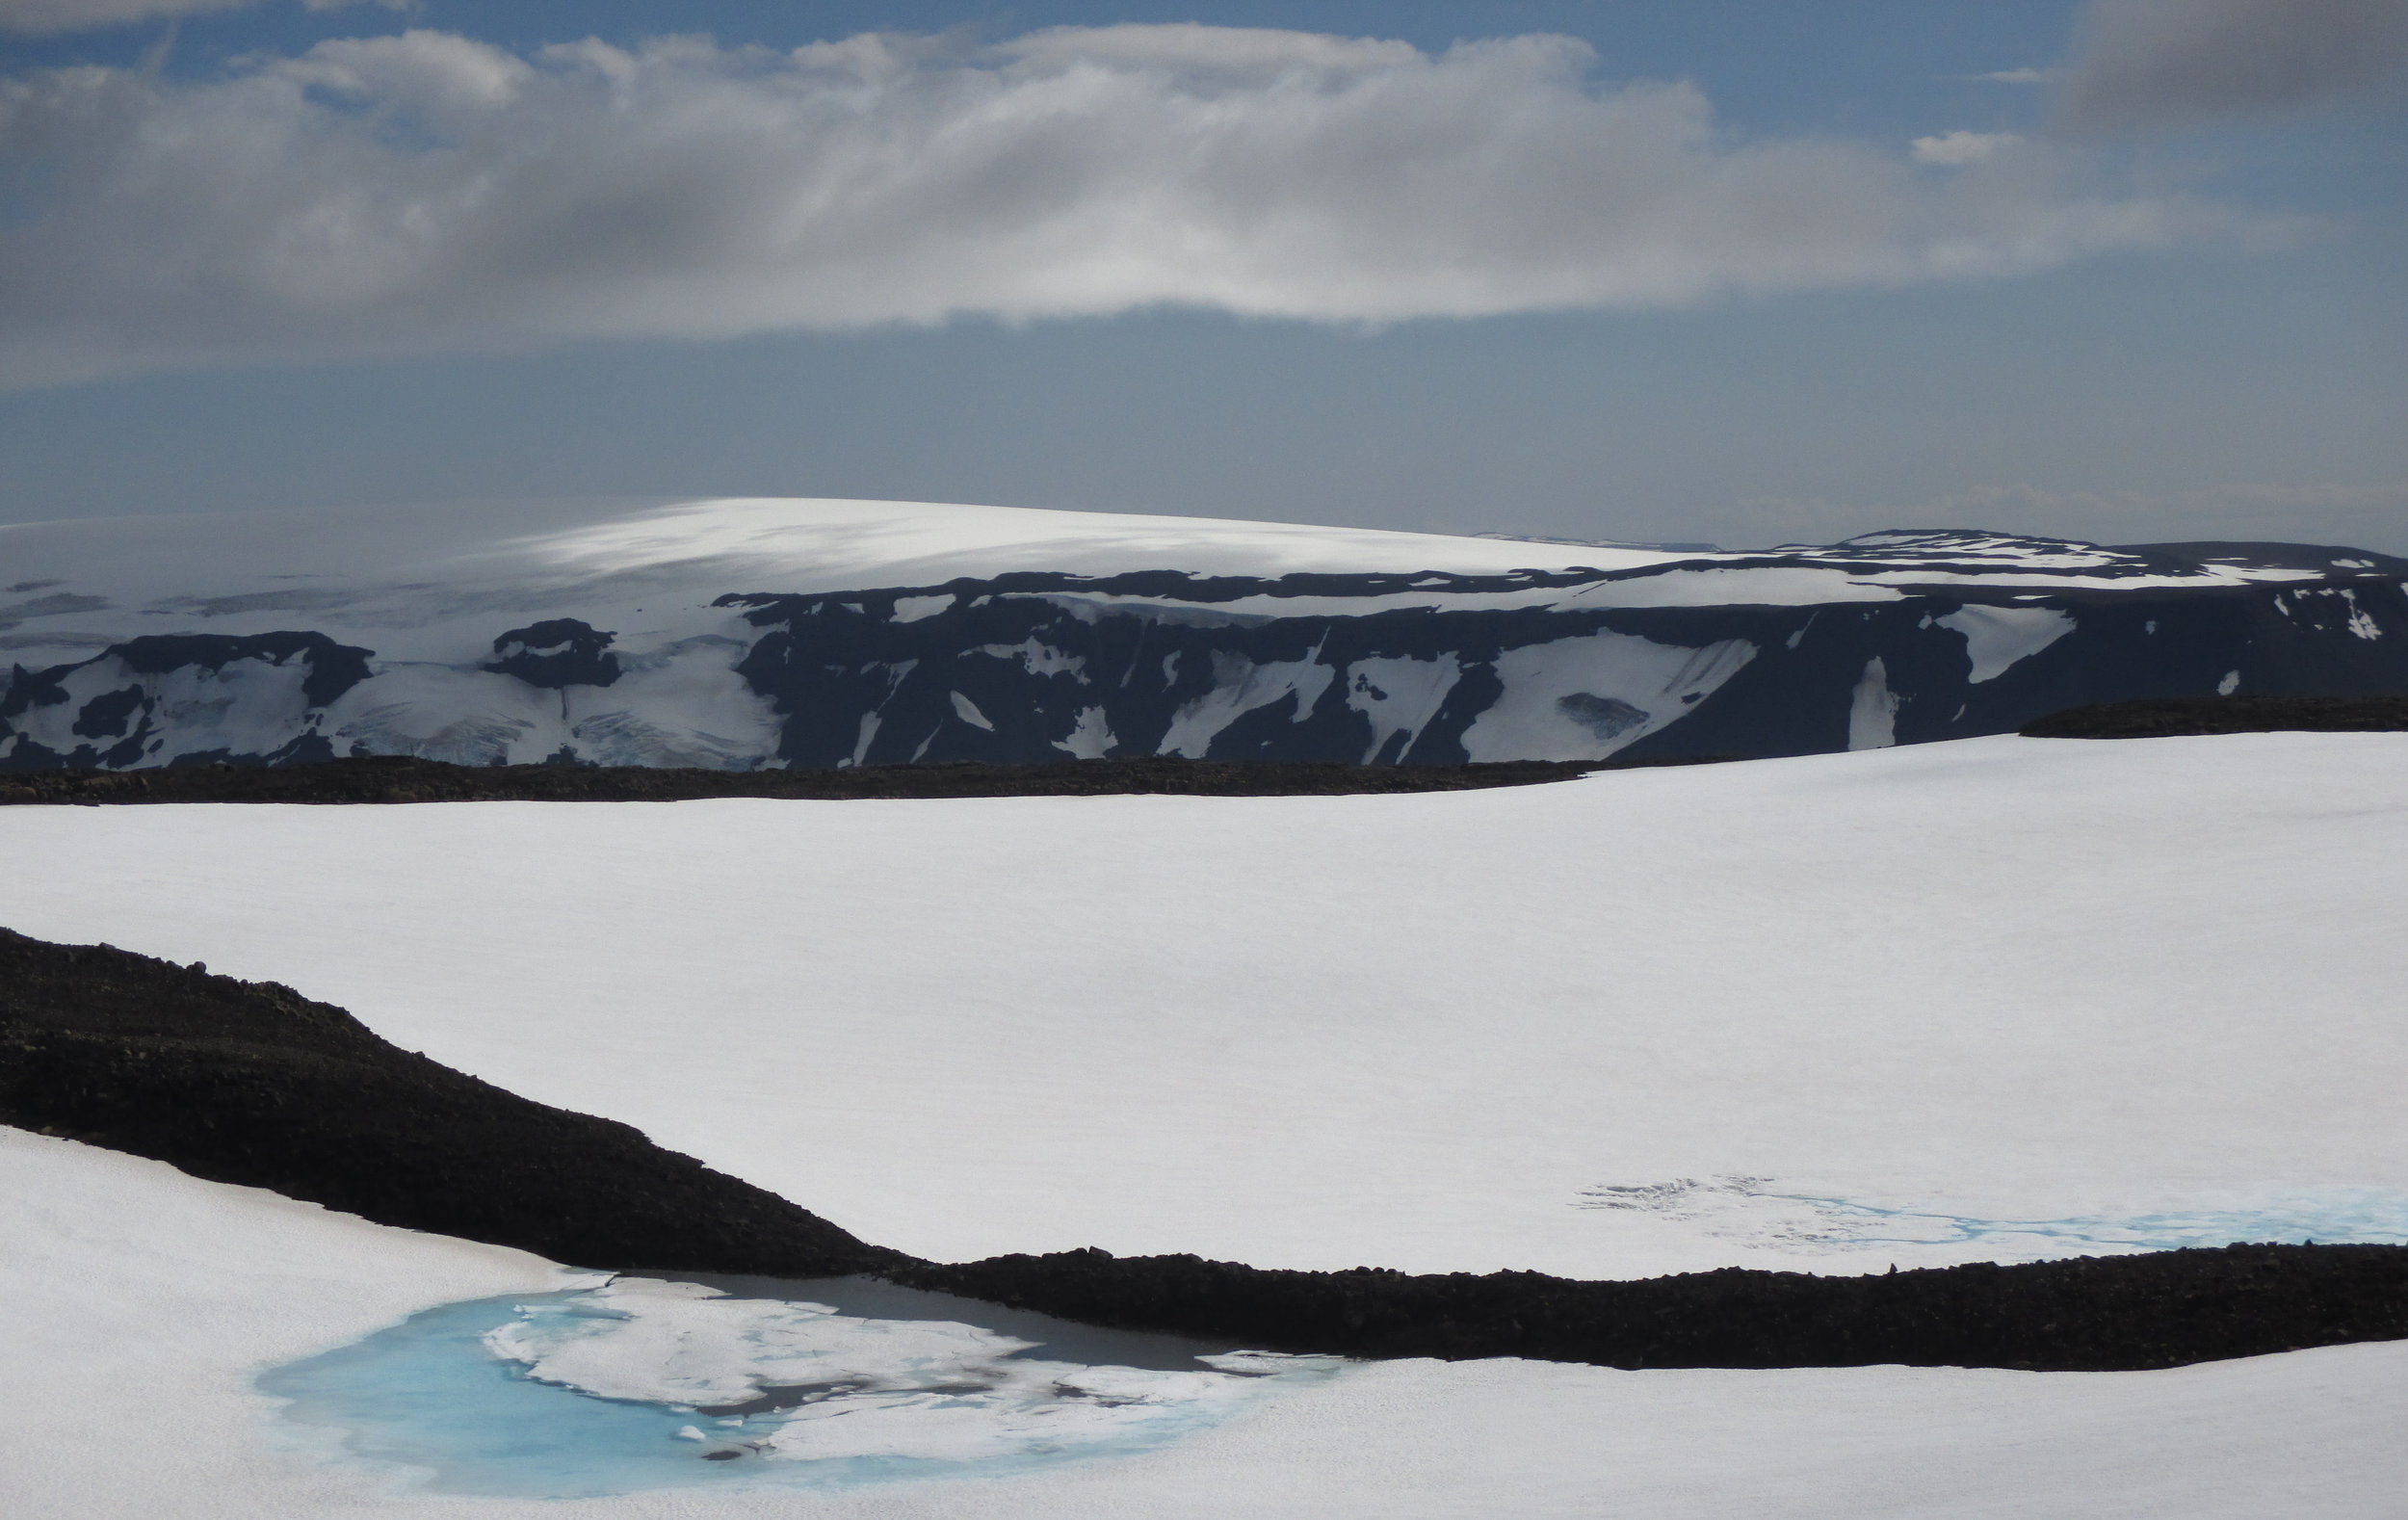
0, 0, 2402, 551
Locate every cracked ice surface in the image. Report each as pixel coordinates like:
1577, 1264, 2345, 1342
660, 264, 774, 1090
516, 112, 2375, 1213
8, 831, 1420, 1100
256, 1273, 1340, 1499
485, 1278, 1334, 1468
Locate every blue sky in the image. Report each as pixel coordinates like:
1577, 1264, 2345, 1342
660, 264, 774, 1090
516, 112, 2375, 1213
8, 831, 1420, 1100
1, 0, 2401, 550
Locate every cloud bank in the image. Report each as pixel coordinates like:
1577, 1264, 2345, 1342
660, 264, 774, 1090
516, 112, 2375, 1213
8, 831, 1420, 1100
1910, 130, 2025, 166
0, 25, 2233, 388
2057, 0, 2408, 129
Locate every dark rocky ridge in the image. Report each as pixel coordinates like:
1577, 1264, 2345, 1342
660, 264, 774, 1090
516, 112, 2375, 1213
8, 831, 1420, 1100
0, 753, 1636, 806
0, 929, 890, 1277
6, 928, 2403, 1374
2023, 693, 2408, 739
895, 1244, 2408, 1374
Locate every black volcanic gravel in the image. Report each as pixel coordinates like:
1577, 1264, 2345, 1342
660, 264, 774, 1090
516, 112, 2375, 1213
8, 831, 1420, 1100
895, 1244, 2408, 1374
2023, 694, 2408, 739
0, 753, 1668, 806
0, 929, 893, 1278
5, 929, 2403, 1373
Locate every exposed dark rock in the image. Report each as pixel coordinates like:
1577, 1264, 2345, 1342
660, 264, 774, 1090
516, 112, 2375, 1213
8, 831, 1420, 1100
894, 1244, 2408, 1374
5, 926, 2403, 1374
2024, 694, 2408, 739
0, 752, 1650, 806
0, 632, 374, 772
716, 542, 2408, 770
70, 685, 146, 740
0, 662, 76, 721
0, 929, 889, 1278
108, 632, 374, 708
485, 618, 622, 689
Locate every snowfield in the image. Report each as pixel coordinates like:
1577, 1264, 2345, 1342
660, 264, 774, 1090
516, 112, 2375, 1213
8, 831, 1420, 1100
8, 1127, 2407, 1520
5, 728, 2407, 1511
1, 731, 2402, 1280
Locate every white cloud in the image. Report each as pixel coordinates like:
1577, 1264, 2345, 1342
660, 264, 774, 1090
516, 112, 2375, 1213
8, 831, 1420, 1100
1000, 22, 1423, 74
2058, 0, 2408, 129
1911, 130, 2024, 166
1969, 67, 2057, 85
0, 25, 2243, 389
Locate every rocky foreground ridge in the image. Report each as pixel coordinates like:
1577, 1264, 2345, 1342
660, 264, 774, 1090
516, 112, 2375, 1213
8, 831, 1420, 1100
6, 920, 2406, 1375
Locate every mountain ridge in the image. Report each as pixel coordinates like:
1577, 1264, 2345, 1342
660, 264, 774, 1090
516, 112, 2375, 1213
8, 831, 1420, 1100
6, 502, 2405, 772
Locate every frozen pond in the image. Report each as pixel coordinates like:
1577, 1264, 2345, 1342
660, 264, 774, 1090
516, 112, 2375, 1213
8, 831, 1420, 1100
260, 1274, 1345, 1499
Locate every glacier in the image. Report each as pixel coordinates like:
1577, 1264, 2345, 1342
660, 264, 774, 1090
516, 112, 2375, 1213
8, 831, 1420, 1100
6, 497, 2405, 772
7, 730, 2402, 1282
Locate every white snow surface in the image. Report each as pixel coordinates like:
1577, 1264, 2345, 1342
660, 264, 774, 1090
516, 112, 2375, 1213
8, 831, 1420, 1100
1, 499, 2367, 676
2, 732, 2403, 1280
7, 1128, 2407, 1519
0, 496, 1672, 668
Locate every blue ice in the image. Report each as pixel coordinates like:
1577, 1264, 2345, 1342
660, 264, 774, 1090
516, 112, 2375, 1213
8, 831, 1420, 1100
259, 1274, 1339, 1500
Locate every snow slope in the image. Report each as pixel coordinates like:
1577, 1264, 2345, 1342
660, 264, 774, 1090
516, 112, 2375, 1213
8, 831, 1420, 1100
7, 497, 2405, 770
2, 731, 2402, 1279
9, 1127, 2406, 1519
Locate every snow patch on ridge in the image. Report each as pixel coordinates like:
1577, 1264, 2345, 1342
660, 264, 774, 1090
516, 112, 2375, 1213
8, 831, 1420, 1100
1161, 653, 1336, 757
1053, 706, 1114, 759
1847, 658, 1898, 750
1938, 605, 2078, 683
1460, 632, 1756, 763
949, 691, 996, 732
978, 637, 1087, 679
325, 635, 781, 768
1345, 654, 1462, 764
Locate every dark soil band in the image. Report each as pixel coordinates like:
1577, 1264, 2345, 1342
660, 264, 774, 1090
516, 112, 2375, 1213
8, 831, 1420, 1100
0, 929, 891, 1278
0, 754, 1666, 807
5, 928, 2401, 1374
893, 1243, 2408, 1373
2022, 694, 2408, 739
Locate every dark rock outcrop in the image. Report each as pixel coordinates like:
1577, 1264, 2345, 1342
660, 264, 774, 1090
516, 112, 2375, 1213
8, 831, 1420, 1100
485, 619, 622, 689
6, 926, 2404, 1375
2023, 694, 2408, 739
895, 1243, 2408, 1374
1, 632, 370, 771
0, 752, 1635, 806
0, 929, 888, 1278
